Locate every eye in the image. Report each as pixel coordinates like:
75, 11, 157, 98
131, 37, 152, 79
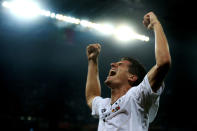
118, 63, 123, 66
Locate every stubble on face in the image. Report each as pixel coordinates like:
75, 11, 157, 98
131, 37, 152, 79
104, 60, 131, 88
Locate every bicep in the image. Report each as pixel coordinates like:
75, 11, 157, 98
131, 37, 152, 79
148, 64, 170, 92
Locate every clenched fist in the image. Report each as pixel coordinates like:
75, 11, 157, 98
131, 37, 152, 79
143, 12, 160, 30
86, 43, 101, 61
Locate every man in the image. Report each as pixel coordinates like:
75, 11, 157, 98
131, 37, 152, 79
85, 12, 171, 131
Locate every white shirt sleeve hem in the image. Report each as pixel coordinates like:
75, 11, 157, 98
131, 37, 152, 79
144, 75, 165, 96
91, 96, 102, 118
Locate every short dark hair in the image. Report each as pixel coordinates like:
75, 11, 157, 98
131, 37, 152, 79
121, 57, 147, 86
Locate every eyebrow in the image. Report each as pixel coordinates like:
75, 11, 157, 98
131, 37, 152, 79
118, 61, 132, 66
117, 62, 127, 65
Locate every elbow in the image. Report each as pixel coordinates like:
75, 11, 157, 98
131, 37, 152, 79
157, 57, 172, 71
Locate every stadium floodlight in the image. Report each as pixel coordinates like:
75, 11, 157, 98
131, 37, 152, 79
55, 14, 64, 21
2, 0, 40, 19
80, 20, 95, 28
39, 9, 51, 17
114, 25, 149, 42
50, 13, 56, 18
135, 34, 150, 42
62, 16, 80, 24
2, 1, 9, 8
2, 0, 150, 42
114, 26, 136, 42
95, 23, 115, 35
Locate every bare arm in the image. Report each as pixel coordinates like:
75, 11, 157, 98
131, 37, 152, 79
143, 12, 171, 92
86, 44, 101, 109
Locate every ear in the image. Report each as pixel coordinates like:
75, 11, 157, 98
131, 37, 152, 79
128, 74, 138, 83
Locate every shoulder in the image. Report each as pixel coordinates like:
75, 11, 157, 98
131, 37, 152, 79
126, 74, 164, 99
92, 96, 111, 106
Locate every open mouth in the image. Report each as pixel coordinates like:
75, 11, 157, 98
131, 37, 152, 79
109, 70, 116, 76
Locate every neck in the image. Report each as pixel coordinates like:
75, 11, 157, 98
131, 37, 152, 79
110, 85, 131, 105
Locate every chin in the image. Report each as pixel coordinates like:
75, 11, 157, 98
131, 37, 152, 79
104, 79, 112, 87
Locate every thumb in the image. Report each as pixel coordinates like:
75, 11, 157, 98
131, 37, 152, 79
89, 53, 95, 58
148, 23, 153, 30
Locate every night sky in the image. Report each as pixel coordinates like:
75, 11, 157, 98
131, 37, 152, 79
0, 0, 197, 130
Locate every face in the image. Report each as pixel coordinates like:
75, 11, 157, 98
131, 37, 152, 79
104, 60, 132, 88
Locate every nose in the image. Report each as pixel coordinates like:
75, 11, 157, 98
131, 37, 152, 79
111, 62, 117, 68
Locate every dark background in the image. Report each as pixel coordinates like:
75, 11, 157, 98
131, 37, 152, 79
0, 0, 196, 130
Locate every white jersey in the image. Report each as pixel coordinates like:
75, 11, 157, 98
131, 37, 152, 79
92, 75, 164, 131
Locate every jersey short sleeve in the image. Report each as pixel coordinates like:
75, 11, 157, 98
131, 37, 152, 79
127, 74, 165, 122
91, 96, 110, 118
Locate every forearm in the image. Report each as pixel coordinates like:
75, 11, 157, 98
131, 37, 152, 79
85, 59, 101, 108
154, 22, 171, 67
145, 12, 171, 92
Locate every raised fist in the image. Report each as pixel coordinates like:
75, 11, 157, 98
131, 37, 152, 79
143, 12, 160, 30
86, 43, 101, 61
